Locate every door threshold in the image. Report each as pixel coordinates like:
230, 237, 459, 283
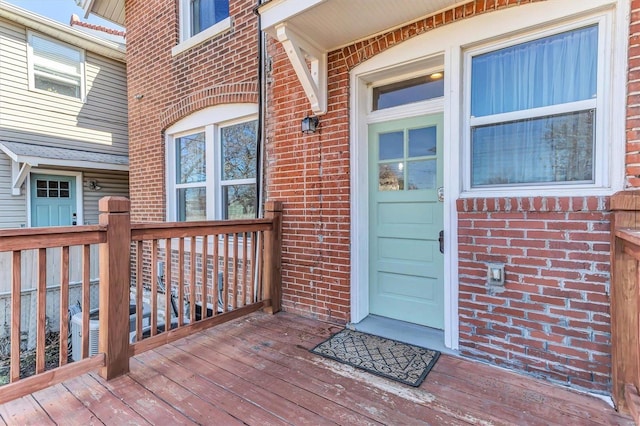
348, 315, 458, 356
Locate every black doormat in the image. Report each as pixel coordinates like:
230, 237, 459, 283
310, 329, 440, 387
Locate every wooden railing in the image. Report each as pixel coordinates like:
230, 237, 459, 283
611, 191, 640, 422
0, 197, 282, 402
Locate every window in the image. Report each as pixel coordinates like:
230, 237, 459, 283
166, 106, 258, 221
373, 73, 444, 111
191, 0, 229, 36
467, 24, 601, 189
28, 32, 84, 100
175, 0, 231, 54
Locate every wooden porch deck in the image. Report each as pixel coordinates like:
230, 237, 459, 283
0, 311, 632, 426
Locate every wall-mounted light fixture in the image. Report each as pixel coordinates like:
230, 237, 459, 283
301, 115, 319, 134
134, 93, 144, 100
86, 180, 102, 191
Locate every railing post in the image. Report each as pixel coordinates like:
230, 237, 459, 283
263, 201, 283, 314
610, 191, 640, 413
98, 196, 131, 380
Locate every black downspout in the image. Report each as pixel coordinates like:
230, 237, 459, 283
254, 1, 265, 218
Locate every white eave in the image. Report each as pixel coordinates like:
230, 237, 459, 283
258, 0, 463, 115
0, 141, 128, 195
0, 1, 125, 61
76, 0, 125, 28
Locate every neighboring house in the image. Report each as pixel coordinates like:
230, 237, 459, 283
0, 2, 128, 346
80, 0, 633, 399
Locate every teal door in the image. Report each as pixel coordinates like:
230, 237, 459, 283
30, 174, 77, 227
369, 113, 444, 329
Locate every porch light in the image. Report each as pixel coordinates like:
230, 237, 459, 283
301, 115, 319, 134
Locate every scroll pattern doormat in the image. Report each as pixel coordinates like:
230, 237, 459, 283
310, 329, 440, 387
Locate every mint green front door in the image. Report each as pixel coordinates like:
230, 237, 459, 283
30, 174, 77, 227
369, 113, 444, 329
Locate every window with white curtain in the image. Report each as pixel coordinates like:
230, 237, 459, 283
28, 32, 84, 100
468, 24, 600, 188
167, 111, 257, 221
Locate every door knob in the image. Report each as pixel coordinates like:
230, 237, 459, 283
437, 187, 444, 202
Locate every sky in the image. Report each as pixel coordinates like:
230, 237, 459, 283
2, 0, 123, 30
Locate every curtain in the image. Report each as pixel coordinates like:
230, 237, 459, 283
470, 25, 598, 186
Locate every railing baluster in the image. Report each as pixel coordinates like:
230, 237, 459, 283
178, 238, 185, 326
256, 231, 263, 302
164, 238, 171, 330
212, 233, 219, 316
201, 235, 208, 319
59, 246, 69, 366
242, 232, 248, 306
36, 248, 46, 374
250, 231, 257, 304
232, 233, 239, 310
189, 236, 196, 322
223, 233, 229, 313
135, 240, 143, 343
82, 244, 91, 359
10, 251, 21, 383
151, 239, 158, 336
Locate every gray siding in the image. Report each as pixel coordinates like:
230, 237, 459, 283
82, 169, 129, 225
0, 17, 128, 156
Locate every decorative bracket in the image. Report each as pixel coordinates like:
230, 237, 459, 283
276, 23, 327, 115
11, 160, 33, 196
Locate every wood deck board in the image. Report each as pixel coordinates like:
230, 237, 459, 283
0, 311, 633, 425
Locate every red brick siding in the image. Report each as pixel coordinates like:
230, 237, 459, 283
628, 0, 640, 187
457, 196, 611, 391
125, 0, 259, 222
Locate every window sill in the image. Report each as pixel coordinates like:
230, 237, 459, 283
459, 185, 617, 199
172, 17, 232, 57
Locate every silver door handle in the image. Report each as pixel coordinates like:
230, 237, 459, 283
437, 187, 444, 202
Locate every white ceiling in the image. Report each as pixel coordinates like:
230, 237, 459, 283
259, 0, 464, 52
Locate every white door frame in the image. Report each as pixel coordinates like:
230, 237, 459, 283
27, 168, 84, 227
349, 52, 460, 351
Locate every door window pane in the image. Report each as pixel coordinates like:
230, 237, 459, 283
373, 73, 444, 111
408, 126, 437, 157
471, 110, 594, 186
407, 160, 436, 190
379, 131, 404, 160
177, 132, 206, 184
379, 163, 404, 191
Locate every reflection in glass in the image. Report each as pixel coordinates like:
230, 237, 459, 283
379, 131, 404, 160
379, 163, 404, 191
221, 121, 258, 180
409, 126, 437, 157
222, 184, 256, 219
178, 187, 206, 221
471, 110, 594, 186
373, 73, 445, 110
177, 132, 206, 184
408, 160, 436, 190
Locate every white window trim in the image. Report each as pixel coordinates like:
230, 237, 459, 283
461, 14, 612, 196
26, 169, 84, 227
26, 31, 86, 102
165, 104, 259, 222
172, 0, 232, 57
350, 0, 627, 351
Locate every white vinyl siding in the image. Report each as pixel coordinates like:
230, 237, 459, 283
0, 21, 128, 156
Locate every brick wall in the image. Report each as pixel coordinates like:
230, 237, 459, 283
125, 0, 259, 222
457, 196, 611, 391
628, 0, 640, 187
